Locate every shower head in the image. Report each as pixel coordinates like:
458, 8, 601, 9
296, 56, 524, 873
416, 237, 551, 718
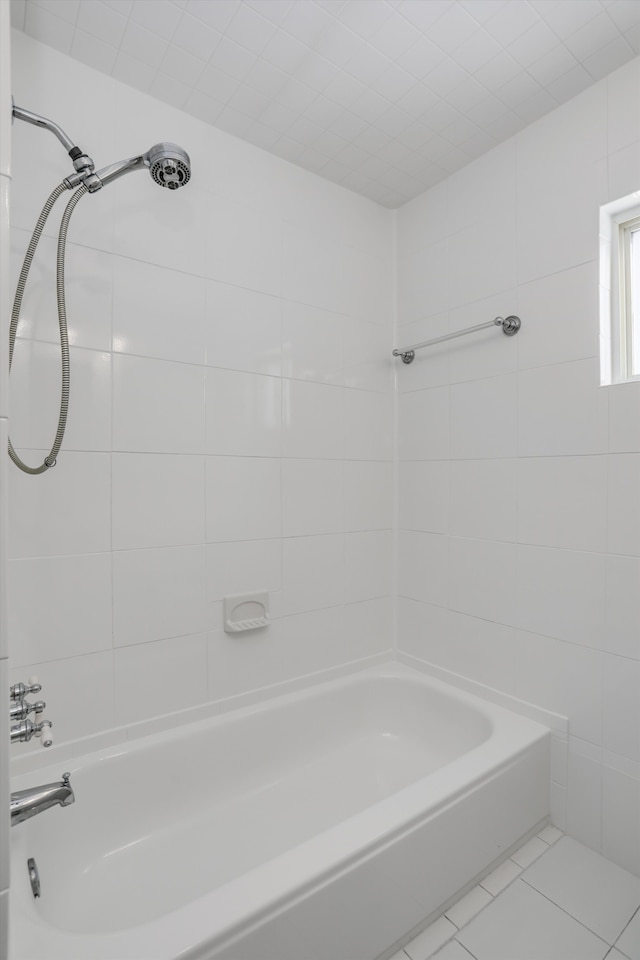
146, 143, 191, 190
78, 142, 191, 192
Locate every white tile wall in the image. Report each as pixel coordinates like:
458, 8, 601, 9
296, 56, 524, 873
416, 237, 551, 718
7, 29, 393, 761
396, 54, 640, 876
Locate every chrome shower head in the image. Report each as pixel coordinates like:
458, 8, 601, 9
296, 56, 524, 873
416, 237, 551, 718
86, 143, 191, 192
147, 143, 191, 190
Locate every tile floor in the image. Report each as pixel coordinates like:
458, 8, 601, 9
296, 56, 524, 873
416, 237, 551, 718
390, 828, 640, 960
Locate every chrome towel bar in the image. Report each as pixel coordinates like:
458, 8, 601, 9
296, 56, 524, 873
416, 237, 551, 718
393, 315, 521, 364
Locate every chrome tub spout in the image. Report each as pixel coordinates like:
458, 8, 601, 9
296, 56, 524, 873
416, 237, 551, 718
11, 772, 75, 827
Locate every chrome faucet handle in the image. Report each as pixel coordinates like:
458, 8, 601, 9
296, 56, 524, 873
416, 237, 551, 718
9, 699, 46, 722
11, 718, 53, 747
10, 680, 42, 702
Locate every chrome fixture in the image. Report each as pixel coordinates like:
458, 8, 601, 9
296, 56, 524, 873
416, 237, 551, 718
8, 103, 191, 475
27, 858, 41, 898
11, 773, 75, 827
393, 315, 522, 364
10, 678, 53, 747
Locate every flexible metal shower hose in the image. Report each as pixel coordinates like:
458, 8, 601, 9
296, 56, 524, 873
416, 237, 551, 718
8, 181, 88, 475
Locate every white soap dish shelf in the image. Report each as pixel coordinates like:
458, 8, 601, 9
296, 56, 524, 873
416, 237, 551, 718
224, 592, 270, 634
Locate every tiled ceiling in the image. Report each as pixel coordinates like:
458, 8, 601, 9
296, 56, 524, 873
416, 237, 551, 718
10, 0, 640, 208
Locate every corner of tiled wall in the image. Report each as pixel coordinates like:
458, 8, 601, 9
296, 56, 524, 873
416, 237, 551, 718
0, 2, 12, 955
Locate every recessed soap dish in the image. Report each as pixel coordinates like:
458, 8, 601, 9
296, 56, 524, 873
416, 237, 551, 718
224, 592, 270, 634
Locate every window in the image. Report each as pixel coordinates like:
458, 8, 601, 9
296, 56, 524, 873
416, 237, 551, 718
600, 192, 640, 385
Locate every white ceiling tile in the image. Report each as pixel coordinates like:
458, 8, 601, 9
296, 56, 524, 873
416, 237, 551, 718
245, 0, 293, 27
419, 97, 460, 133
428, 4, 481, 53
324, 70, 369, 107
436, 145, 470, 172
459, 128, 497, 158
112, 51, 155, 92
420, 131, 454, 160
172, 12, 221, 61
530, 0, 602, 39
444, 76, 489, 113
583, 34, 636, 79
344, 43, 392, 85
314, 0, 347, 14
423, 55, 469, 96
121, 21, 168, 69
352, 123, 390, 152
450, 27, 502, 71
507, 19, 559, 67
70, 26, 118, 73
394, 119, 432, 150
76, 0, 127, 46
359, 154, 394, 180
130, 0, 182, 39
259, 99, 298, 133
372, 105, 414, 137
495, 70, 543, 109
369, 10, 423, 58
225, 4, 277, 54
227, 83, 272, 120
336, 0, 394, 39
270, 135, 307, 161
297, 147, 330, 172
527, 44, 579, 85
440, 113, 480, 146
400, 35, 447, 79
458, 0, 509, 25
397, 0, 454, 31
483, 1, 540, 46
306, 93, 346, 127
624, 23, 640, 53
30, 0, 79, 24
395, 82, 439, 118
474, 50, 521, 90
328, 109, 370, 139
314, 18, 365, 66
183, 88, 225, 124
149, 70, 191, 108
185, 0, 239, 32
261, 28, 312, 71
244, 59, 286, 98
290, 51, 341, 92
274, 76, 317, 112
469, 93, 513, 127
311, 128, 349, 156
564, 12, 621, 60
371, 63, 417, 101
483, 110, 526, 140
335, 142, 371, 167
279, 0, 333, 46
101, 0, 134, 14
214, 105, 255, 136
607, 0, 640, 32
210, 35, 257, 80
159, 43, 206, 86
196, 64, 241, 103
24, 2, 74, 52
351, 86, 394, 124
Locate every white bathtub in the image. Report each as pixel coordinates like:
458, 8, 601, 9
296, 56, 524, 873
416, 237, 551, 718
10, 661, 550, 960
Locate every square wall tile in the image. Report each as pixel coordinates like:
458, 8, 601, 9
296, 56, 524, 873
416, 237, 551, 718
113, 545, 208, 647
205, 456, 281, 542
206, 538, 282, 603
9, 553, 112, 666
114, 634, 207, 725
607, 454, 640, 556
450, 374, 518, 459
343, 460, 392, 532
112, 453, 205, 549
207, 281, 282, 377
282, 459, 343, 537
344, 530, 392, 603
398, 387, 450, 461
206, 368, 282, 458
398, 530, 449, 607
450, 458, 517, 541
399, 460, 450, 534
282, 534, 345, 615
281, 300, 343, 385
282, 379, 345, 460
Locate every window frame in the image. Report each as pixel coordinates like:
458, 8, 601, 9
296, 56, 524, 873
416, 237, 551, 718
599, 192, 640, 386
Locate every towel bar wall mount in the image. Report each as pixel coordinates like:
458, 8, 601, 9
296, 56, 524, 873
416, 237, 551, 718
393, 315, 521, 364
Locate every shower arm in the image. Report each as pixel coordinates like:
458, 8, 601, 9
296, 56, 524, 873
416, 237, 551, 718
12, 101, 99, 189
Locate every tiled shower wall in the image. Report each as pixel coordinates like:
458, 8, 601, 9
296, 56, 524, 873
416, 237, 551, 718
395, 56, 640, 876
7, 29, 394, 745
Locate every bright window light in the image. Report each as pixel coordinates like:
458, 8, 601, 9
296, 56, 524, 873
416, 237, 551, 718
600, 192, 640, 385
